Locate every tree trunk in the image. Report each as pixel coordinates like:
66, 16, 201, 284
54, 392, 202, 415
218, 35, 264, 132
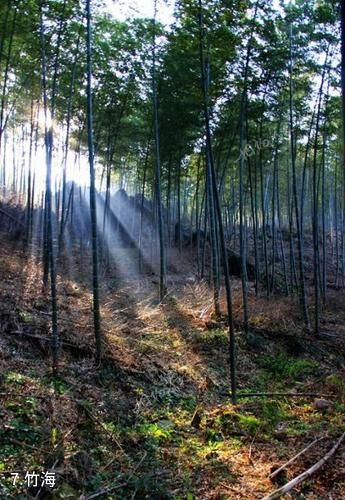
288, 19, 310, 329
39, 3, 59, 372
198, 0, 236, 402
152, 0, 167, 300
86, 0, 102, 363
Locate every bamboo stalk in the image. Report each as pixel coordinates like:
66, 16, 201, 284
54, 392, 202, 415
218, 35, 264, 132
262, 432, 345, 500
269, 436, 324, 479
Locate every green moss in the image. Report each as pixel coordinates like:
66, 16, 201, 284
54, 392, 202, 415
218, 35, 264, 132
237, 414, 261, 433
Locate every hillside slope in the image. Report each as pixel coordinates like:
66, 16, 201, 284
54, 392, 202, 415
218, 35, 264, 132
0, 236, 344, 499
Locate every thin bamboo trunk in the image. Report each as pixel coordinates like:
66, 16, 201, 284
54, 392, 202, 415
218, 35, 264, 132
86, 0, 102, 363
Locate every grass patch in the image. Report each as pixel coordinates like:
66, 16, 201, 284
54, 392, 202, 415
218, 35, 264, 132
258, 353, 318, 381
190, 328, 228, 348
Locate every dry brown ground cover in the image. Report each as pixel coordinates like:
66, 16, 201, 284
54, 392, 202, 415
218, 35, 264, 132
0, 237, 344, 499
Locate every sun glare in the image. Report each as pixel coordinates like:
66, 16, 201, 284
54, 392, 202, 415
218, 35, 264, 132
37, 107, 53, 131
3, 118, 91, 206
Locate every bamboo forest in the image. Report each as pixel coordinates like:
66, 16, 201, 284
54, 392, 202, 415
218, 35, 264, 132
0, 0, 345, 497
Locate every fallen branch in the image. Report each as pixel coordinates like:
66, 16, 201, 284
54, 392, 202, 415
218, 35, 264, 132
5, 437, 51, 454
0, 392, 46, 399
80, 451, 147, 500
38, 305, 117, 332
11, 330, 76, 347
262, 431, 345, 500
80, 481, 125, 500
234, 392, 335, 399
248, 431, 257, 467
74, 399, 125, 454
36, 309, 78, 324
270, 436, 324, 480
34, 459, 59, 500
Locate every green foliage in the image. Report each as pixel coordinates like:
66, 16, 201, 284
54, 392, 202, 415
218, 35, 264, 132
55, 483, 79, 498
127, 473, 170, 498
334, 402, 345, 414
326, 374, 345, 396
18, 311, 33, 324
42, 374, 69, 394
191, 328, 228, 348
139, 420, 174, 442
2, 415, 41, 444
258, 353, 318, 381
260, 399, 289, 427
5, 371, 26, 385
1, 0, 341, 223
208, 408, 262, 437
205, 427, 224, 444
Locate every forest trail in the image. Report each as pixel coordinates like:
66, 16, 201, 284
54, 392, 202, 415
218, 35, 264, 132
0, 234, 344, 499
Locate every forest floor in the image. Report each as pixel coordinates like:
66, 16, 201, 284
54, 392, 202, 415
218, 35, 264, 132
0, 234, 345, 499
